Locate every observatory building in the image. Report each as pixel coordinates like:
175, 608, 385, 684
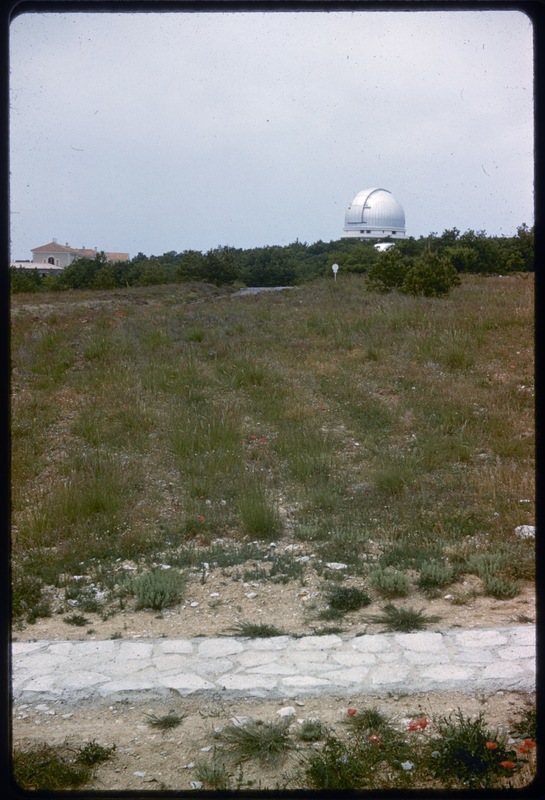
341, 187, 406, 240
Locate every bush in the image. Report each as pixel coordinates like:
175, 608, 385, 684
325, 585, 371, 612
401, 252, 461, 297
417, 560, 456, 592
369, 567, 411, 598
483, 576, 520, 599
131, 569, 187, 610
366, 248, 410, 293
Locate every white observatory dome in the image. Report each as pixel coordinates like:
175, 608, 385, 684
341, 188, 406, 240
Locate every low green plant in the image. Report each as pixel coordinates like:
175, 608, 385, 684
483, 576, 520, 599
26, 601, 52, 624
511, 702, 537, 741
194, 757, 231, 790
344, 706, 397, 735
417, 560, 456, 593
366, 604, 441, 632
297, 720, 327, 742
131, 569, 186, 611
63, 613, 90, 627
218, 719, 292, 765
425, 711, 512, 789
369, 567, 411, 598
11, 566, 44, 621
228, 621, 286, 638
303, 722, 413, 790
145, 710, 186, 730
76, 740, 116, 767
325, 585, 371, 613
12, 741, 114, 791
465, 551, 510, 580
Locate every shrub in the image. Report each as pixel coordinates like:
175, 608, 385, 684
401, 251, 461, 297
366, 248, 410, 293
325, 585, 371, 612
369, 567, 411, 598
131, 569, 187, 611
483, 576, 520, 599
417, 560, 456, 592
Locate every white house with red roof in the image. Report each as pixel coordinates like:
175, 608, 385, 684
29, 239, 129, 269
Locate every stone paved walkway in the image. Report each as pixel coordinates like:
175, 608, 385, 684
12, 625, 535, 706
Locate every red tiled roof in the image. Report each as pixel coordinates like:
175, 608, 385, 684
31, 242, 129, 261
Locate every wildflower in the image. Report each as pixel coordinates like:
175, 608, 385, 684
500, 760, 516, 769
517, 739, 536, 753
197, 515, 205, 523
347, 708, 358, 716
485, 741, 499, 750
258, 437, 267, 443
407, 718, 427, 732
368, 734, 382, 745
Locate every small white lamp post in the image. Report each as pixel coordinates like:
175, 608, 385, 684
332, 263, 339, 281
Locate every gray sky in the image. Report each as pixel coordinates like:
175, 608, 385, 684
9, 8, 534, 260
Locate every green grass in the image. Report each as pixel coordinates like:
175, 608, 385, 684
13, 741, 114, 791
366, 604, 442, 632
145, 710, 186, 730
228, 621, 286, 637
216, 719, 292, 765
10, 275, 534, 617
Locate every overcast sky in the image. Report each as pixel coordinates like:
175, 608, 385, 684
9, 7, 534, 260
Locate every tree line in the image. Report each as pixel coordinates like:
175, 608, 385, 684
10, 224, 534, 294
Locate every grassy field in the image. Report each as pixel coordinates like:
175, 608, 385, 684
10, 274, 534, 621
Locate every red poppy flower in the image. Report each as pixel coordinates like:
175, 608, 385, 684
517, 739, 536, 753
485, 741, 499, 750
368, 735, 382, 745
347, 708, 357, 716
500, 761, 516, 769
407, 721, 420, 731
416, 717, 428, 729
197, 515, 205, 522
